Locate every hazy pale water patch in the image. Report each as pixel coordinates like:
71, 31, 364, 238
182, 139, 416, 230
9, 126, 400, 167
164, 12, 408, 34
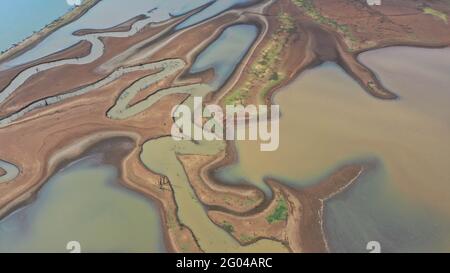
0, 156, 163, 253
0, 0, 70, 52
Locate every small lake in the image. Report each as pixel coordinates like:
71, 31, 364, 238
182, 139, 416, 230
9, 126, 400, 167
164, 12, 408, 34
141, 137, 288, 253
0, 155, 164, 253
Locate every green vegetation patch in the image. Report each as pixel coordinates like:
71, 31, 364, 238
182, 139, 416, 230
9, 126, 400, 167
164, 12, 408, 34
266, 197, 288, 224
423, 7, 448, 23
221, 221, 235, 233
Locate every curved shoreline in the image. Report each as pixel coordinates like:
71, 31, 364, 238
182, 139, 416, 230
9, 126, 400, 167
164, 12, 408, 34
0, 2, 269, 128
1, 2, 284, 252
0, 131, 196, 253
0, 0, 100, 65
0, 3, 225, 124
0, 135, 167, 252
181, 132, 366, 252
0, 14, 170, 108
0, 59, 195, 127
224, 0, 450, 107
1, 0, 450, 253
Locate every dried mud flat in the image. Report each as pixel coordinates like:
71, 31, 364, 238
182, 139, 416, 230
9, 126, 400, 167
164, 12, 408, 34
0, 0, 449, 252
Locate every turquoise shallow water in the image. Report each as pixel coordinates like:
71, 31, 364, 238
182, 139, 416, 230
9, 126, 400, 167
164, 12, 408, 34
0, 0, 71, 52
0, 155, 164, 253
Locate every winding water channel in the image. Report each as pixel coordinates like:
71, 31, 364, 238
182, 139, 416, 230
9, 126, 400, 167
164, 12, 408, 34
2, 0, 449, 253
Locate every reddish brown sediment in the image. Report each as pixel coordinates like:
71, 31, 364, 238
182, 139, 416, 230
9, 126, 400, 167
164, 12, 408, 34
337, 45, 398, 99
0, 3, 239, 118
123, 12, 248, 106
73, 14, 148, 36
0, 66, 180, 216
0, 0, 100, 64
136, 13, 240, 65
217, 0, 450, 105
0, 168, 6, 177
0, 1, 273, 252
284, 0, 450, 99
207, 185, 290, 249
0, 1, 269, 202
120, 4, 268, 72
120, 141, 202, 253
217, 0, 397, 104
280, 164, 365, 252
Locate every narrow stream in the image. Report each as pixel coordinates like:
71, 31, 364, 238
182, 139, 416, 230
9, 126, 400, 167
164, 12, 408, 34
140, 137, 288, 253
215, 47, 450, 252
